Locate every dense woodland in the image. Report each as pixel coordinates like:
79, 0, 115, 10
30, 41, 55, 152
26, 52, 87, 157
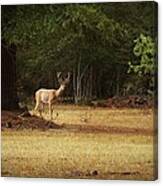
1, 2, 157, 108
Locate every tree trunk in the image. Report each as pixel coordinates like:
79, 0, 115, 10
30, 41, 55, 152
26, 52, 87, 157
73, 66, 77, 104
76, 60, 81, 104
116, 66, 120, 96
1, 41, 19, 110
89, 65, 93, 100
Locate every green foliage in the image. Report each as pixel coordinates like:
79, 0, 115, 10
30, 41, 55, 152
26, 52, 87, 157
1, 2, 157, 98
128, 34, 156, 95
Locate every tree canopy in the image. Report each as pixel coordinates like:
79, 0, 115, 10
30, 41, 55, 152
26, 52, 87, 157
1, 2, 157, 103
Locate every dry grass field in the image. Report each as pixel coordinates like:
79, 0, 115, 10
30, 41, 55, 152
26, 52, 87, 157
1, 106, 157, 180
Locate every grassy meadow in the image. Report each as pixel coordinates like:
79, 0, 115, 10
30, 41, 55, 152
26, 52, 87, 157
1, 106, 157, 180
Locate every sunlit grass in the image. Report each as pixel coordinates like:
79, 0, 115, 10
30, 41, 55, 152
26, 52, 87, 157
1, 106, 156, 180
33, 105, 153, 130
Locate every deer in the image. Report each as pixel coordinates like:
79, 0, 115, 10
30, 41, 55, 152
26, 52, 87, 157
34, 72, 71, 119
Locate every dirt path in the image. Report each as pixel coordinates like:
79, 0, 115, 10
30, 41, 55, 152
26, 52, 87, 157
1, 110, 154, 136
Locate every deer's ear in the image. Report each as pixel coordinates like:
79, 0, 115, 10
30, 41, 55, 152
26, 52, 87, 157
57, 72, 62, 79
57, 72, 64, 84
65, 72, 71, 78
64, 72, 71, 83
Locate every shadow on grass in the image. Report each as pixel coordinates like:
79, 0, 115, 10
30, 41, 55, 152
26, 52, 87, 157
1, 110, 62, 130
1, 110, 153, 136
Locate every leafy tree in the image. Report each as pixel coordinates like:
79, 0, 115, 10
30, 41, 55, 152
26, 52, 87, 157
128, 34, 156, 95
1, 2, 157, 104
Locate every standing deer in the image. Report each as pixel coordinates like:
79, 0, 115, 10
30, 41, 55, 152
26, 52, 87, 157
34, 72, 71, 119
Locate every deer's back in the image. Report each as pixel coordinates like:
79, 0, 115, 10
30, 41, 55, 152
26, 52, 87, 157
36, 88, 57, 103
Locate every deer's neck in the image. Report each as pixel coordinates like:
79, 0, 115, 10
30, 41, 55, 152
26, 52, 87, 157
56, 84, 65, 97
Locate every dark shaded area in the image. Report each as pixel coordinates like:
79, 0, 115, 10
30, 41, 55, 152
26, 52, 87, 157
107, 171, 140, 176
90, 96, 153, 108
1, 41, 19, 110
1, 111, 62, 130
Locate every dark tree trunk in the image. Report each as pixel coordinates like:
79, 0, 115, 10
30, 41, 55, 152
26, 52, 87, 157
116, 66, 120, 96
76, 61, 81, 104
89, 65, 93, 100
1, 41, 19, 110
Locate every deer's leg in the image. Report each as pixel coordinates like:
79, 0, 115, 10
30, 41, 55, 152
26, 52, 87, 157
52, 104, 58, 120
34, 101, 39, 111
48, 102, 52, 120
40, 103, 44, 118
34, 94, 40, 111
51, 104, 54, 119
34, 97, 40, 117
